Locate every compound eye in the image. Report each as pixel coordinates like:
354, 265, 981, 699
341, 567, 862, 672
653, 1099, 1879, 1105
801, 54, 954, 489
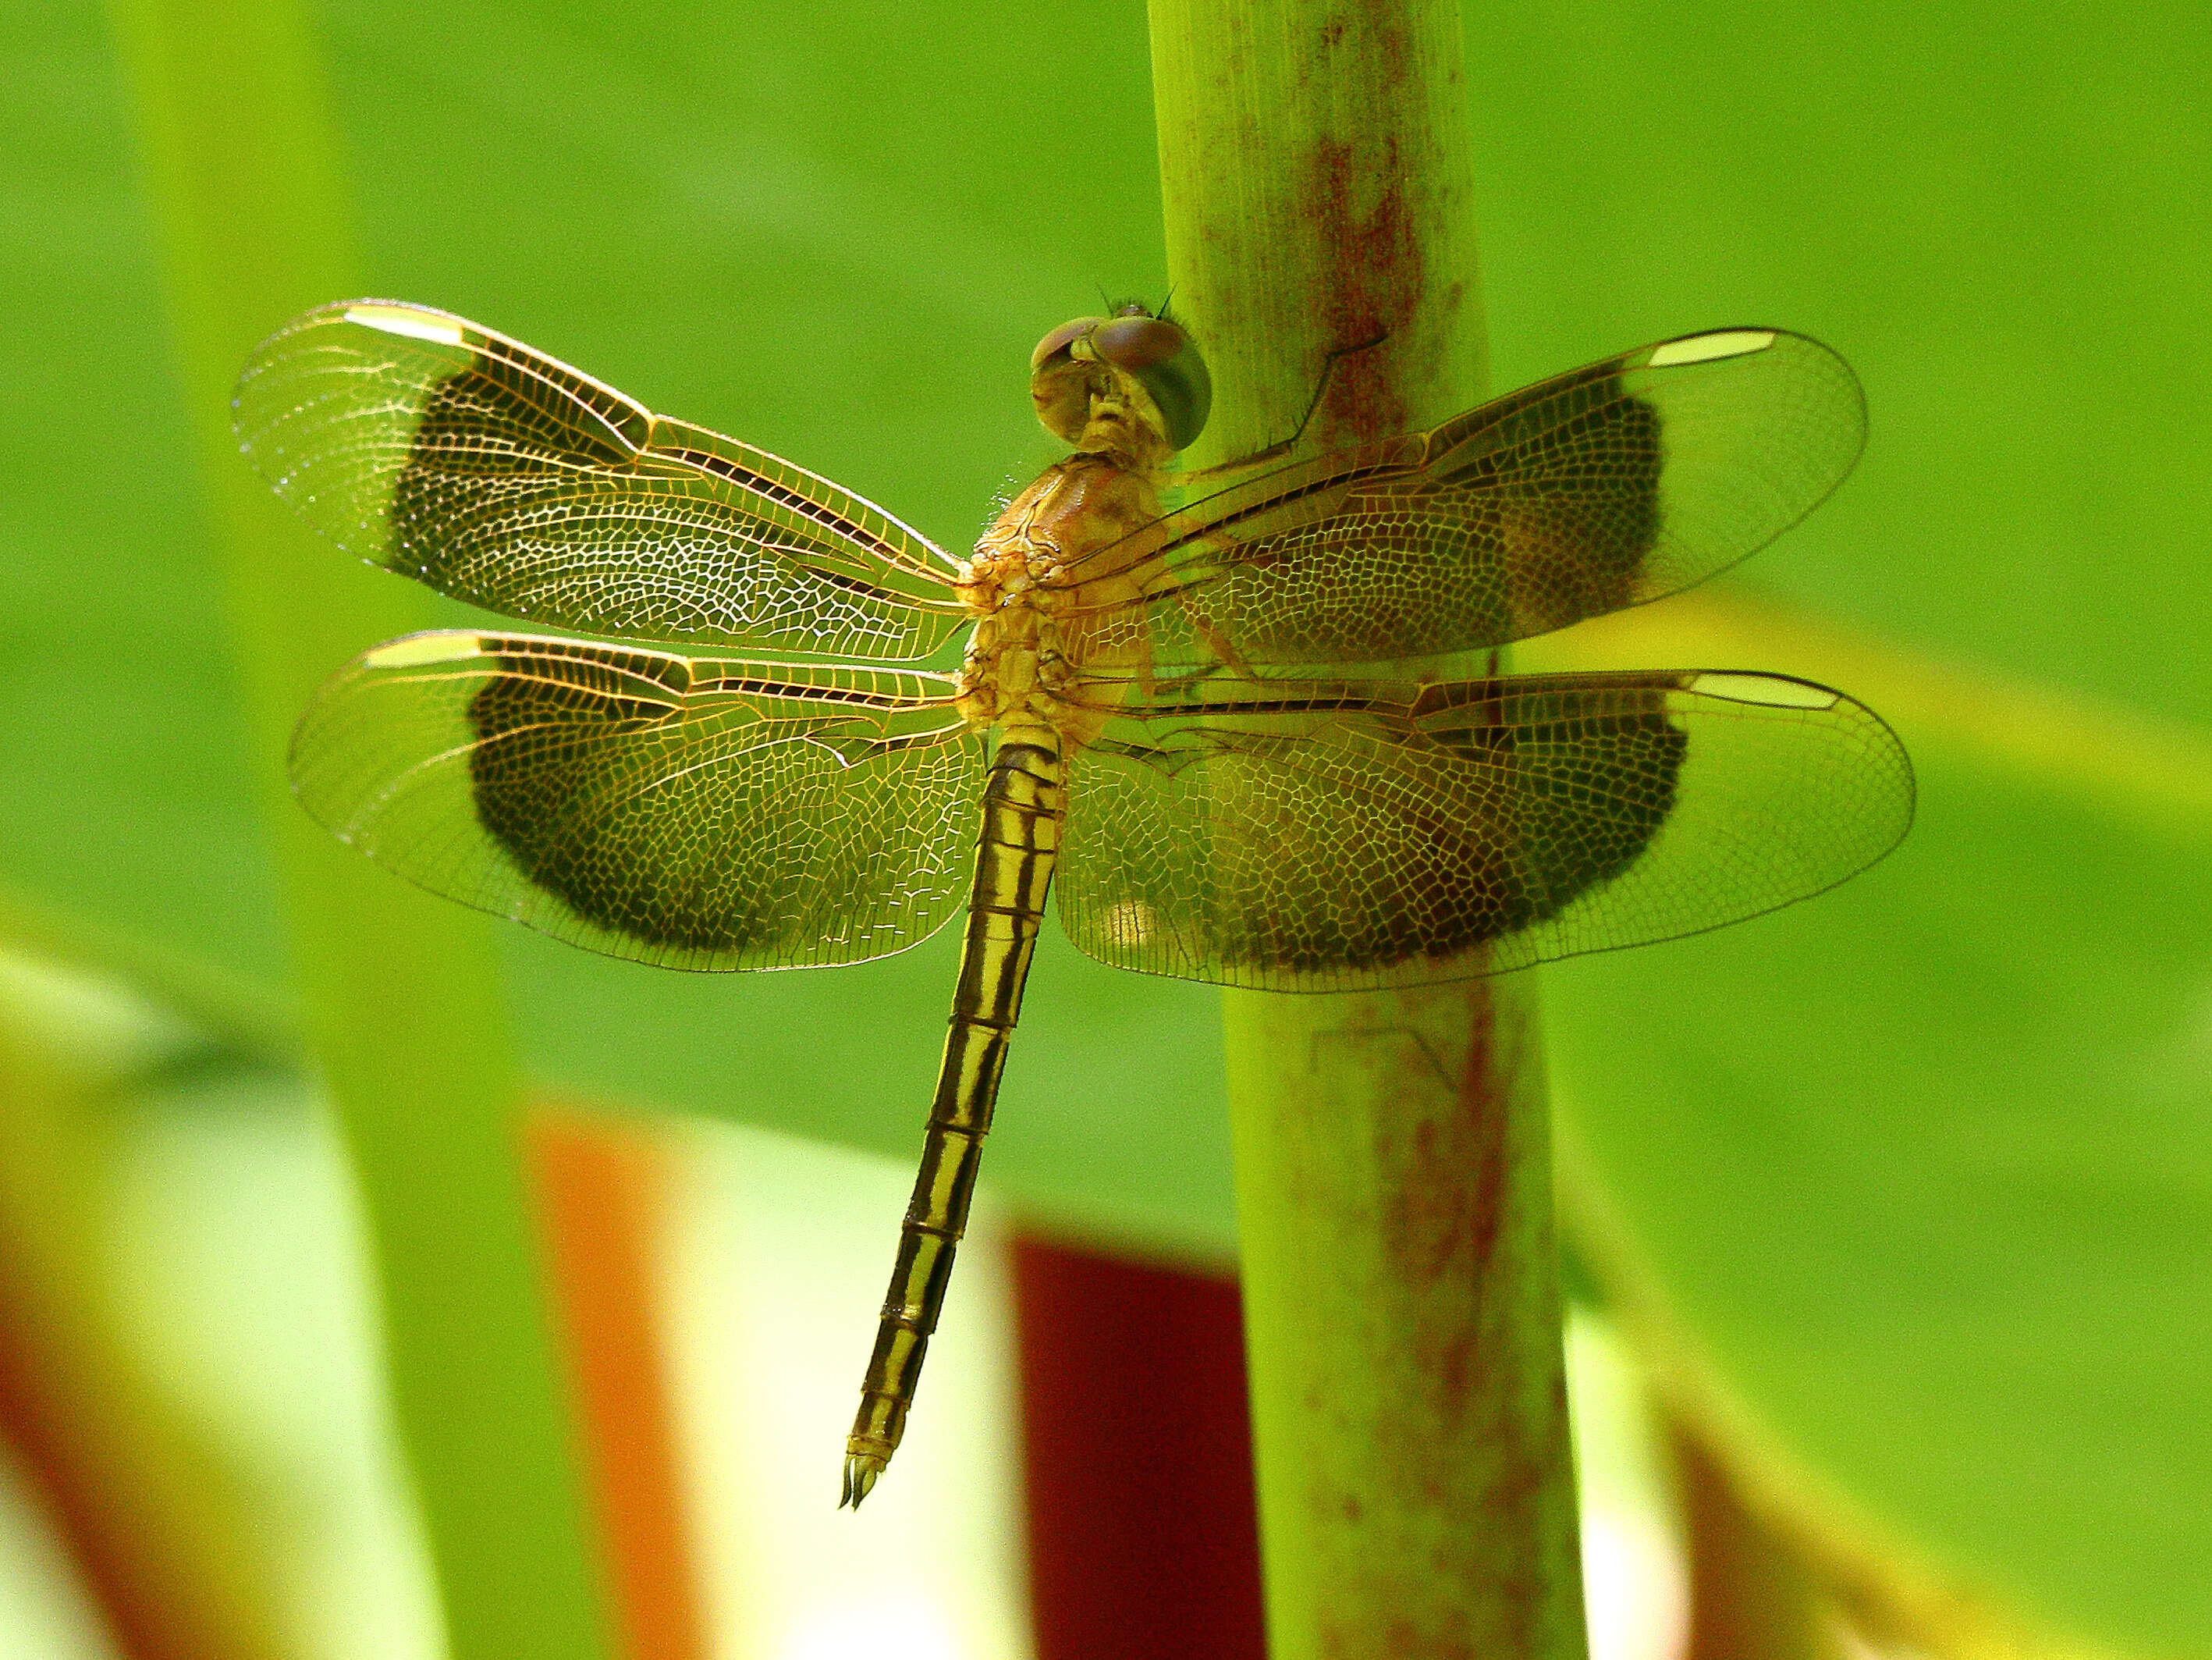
1092, 316, 1213, 452
1030, 318, 1099, 443
1089, 315, 1185, 372
1030, 315, 1104, 371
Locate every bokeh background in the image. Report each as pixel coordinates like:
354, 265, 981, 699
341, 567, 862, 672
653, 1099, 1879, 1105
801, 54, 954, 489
2, 2, 2208, 1657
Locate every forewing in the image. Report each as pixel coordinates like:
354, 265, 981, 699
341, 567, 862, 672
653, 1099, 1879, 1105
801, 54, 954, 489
291, 632, 983, 970
1056, 670, 1911, 992
1055, 330, 1865, 670
236, 301, 967, 661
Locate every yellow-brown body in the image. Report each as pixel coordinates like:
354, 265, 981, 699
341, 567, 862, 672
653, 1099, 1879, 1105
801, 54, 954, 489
842, 368, 1178, 1506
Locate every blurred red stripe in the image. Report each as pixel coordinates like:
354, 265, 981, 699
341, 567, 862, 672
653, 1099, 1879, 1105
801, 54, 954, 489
1013, 1237, 1266, 1660
531, 1111, 708, 1660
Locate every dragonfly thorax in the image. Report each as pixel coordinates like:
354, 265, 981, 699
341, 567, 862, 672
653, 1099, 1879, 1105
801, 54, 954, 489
955, 446, 1170, 734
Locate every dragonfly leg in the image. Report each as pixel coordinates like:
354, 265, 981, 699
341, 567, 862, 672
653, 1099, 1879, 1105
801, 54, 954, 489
1172, 590, 1258, 679
842, 733, 1063, 1508
1170, 327, 1392, 481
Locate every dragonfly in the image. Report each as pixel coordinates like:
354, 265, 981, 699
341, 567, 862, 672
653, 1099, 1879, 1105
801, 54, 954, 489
234, 297, 1912, 1507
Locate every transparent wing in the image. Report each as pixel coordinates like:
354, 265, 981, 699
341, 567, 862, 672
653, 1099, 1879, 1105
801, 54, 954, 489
290, 631, 984, 971
236, 301, 968, 661
1052, 329, 1864, 670
1056, 669, 1912, 992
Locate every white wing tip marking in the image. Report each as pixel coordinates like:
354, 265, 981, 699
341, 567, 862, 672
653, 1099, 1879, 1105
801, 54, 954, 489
362, 633, 486, 670
1689, 672, 1838, 710
343, 304, 468, 348
1648, 329, 1778, 368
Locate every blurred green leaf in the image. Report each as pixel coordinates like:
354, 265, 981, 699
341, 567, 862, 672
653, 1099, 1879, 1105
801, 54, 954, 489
5, 0, 2210, 1653
1532, 594, 2212, 1656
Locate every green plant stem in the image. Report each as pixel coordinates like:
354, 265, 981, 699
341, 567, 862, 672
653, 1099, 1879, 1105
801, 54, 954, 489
1148, 4, 1588, 1655
104, 5, 616, 1657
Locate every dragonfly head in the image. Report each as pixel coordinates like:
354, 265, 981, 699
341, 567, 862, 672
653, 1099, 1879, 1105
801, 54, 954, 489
1030, 304, 1213, 455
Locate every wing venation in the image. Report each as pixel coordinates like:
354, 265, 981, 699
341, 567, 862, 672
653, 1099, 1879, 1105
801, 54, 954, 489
1053, 329, 1866, 671
1056, 669, 1912, 991
236, 301, 967, 661
290, 631, 983, 970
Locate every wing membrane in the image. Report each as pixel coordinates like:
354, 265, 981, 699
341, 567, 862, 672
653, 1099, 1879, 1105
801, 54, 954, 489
291, 631, 984, 970
1053, 329, 1865, 670
236, 302, 967, 661
1056, 669, 1911, 991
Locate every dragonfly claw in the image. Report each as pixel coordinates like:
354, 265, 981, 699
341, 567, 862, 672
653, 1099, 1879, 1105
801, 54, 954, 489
840, 1452, 886, 1510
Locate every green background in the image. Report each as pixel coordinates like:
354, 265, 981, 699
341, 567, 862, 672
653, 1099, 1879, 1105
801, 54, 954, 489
5, 1, 2209, 1652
